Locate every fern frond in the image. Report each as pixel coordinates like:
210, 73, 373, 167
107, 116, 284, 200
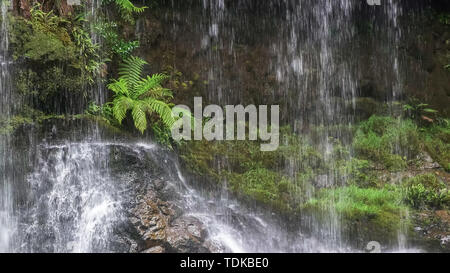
113, 0, 147, 13
113, 96, 134, 124
144, 98, 176, 129
132, 102, 147, 134
118, 56, 147, 94
107, 78, 130, 97
155, 87, 174, 99
136, 74, 170, 98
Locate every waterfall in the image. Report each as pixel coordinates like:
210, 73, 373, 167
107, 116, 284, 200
0, 1, 434, 253
162, 0, 413, 251
0, 0, 15, 253
0, 0, 11, 118
86, 0, 107, 107
19, 143, 123, 253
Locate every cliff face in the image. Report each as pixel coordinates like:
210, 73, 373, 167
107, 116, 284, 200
1, 0, 449, 253
134, 0, 449, 117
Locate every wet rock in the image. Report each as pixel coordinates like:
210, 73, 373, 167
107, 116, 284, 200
412, 210, 450, 252
142, 246, 165, 253
165, 216, 210, 253
129, 183, 213, 253
441, 236, 450, 248
420, 153, 441, 170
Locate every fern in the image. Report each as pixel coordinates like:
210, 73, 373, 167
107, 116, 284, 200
131, 103, 147, 133
108, 56, 175, 133
112, 0, 147, 13
118, 56, 147, 94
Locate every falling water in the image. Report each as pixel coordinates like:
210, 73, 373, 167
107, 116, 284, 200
160, 0, 414, 251
0, 1, 432, 253
86, 0, 107, 106
0, 0, 15, 253
19, 143, 123, 253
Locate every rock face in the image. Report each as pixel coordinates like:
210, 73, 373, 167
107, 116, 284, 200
10, 119, 217, 253
413, 210, 450, 253
107, 144, 215, 253
129, 189, 211, 253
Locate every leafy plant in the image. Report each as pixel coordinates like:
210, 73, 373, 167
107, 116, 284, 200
403, 98, 438, 124
72, 24, 103, 84
95, 21, 140, 59
108, 56, 175, 133
10, 4, 102, 109
353, 116, 421, 171
107, 0, 147, 14
403, 174, 449, 210
421, 121, 450, 172
438, 13, 450, 25
103, 0, 147, 22
86, 102, 115, 124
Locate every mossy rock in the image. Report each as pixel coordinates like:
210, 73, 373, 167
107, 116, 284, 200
353, 116, 422, 171
303, 185, 412, 246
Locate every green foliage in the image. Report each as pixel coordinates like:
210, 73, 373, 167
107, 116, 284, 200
307, 185, 406, 218
337, 158, 380, 188
228, 167, 294, 209
353, 116, 421, 171
179, 127, 329, 212
305, 185, 410, 238
403, 98, 438, 124
438, 13, 450, 25
403, 174, 450, 210
103, 0, 147, 23
85, 102, 116, 125
106, 0, 147, 13
108, 56, 175, 133
95, 21, 140, 59
151, 120, 174, 149
10, 5, 102, 108
422, 121, 450, 172
0, 107, 66, 135
72, 22, 103, 84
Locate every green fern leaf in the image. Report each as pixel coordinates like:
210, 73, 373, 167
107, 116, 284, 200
112, 0, 147, 13
119, 56, 147, 95
132, 102, 148, 134
144, 98, 176, 129
113, 96, 133, 124
108, 78, 130, 97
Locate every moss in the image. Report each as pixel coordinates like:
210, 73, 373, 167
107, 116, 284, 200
22, 30, 75, 62
0, 106, 85, 135
336, 158, 381, 188
304, 185, 410, 241
179, 127, 325, 213
9, 11, 101, 112
226, 168, 296, 211
353, 116, 421, 171
422, 122, 450, 172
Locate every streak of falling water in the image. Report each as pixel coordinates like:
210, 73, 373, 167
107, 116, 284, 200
86, 0, 106, 107
0, 0, 11, 117
274, 0, 358, 251
186, 0, 410, 250
0, 0, 15, 253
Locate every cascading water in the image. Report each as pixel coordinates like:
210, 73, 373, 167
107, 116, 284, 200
0, 0, 437, 253
86, 0, 107, 107
161, 0, 416, 251
0, 0, 15, 253
19, 142, 123, 253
